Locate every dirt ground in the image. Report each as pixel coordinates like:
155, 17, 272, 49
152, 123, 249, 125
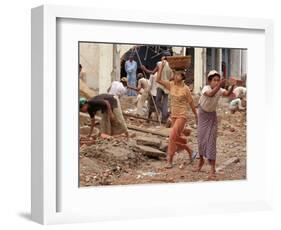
79, 95, 246, 187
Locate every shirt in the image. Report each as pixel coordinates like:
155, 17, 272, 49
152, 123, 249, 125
149, 74, 157, 96
108, 81, 127, 97
138, 78, 150, 93
125, 60, 137, 74
87, 94, 117, 118
233, 86, 246, 98
199, 85, 226, 112
156, 61, 173, 94
169, 81, 193, 119
230, 98, 241, 107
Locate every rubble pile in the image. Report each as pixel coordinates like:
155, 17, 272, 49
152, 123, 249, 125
80, 95, 246, 186
80, 135, 168, 186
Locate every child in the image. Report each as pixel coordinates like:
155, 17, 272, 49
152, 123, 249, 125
194, 70, 236, 180
176, 126, 198, 168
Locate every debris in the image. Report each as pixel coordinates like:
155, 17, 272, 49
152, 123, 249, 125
80, 112, 91, 126
123, 113, 159, 123
216, 157, 240, 172
80, 126, 99, 137
159, 141, 168, 152
141, 171, 160, 177
80, 93, 246, 186
129, 132, 137, 138
100, 133, 112, 139
80, 126, 90, 135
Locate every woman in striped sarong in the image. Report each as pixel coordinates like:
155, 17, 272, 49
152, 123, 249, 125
194, 70, 236, 180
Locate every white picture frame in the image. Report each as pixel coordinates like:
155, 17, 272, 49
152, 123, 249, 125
31, 5, 274, 225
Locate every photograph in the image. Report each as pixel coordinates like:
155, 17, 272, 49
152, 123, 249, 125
78, 43, 247, 186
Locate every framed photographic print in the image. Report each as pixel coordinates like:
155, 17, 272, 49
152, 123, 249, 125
31, 5, 274, 225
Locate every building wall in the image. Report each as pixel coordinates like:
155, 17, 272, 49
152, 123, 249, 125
194, 48, 207, 94
79, 43, 100, 90
79, 43, 133, 93
193, 48, 247, 93
98, 44, 114, 93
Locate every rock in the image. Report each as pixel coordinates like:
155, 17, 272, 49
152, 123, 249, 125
80, 112, 91, 126
129, 132, 137, 138
134, 145, 166, 158
141, 171, 159, 177
85, 176, 91, 183
136, 136, 161, 148
159, 141, 168, 152
80, 126, 90, 135
105, 147, 131, 160
100, 133, 112, 139
80, 126, 99, 136
216, 157, 240, 172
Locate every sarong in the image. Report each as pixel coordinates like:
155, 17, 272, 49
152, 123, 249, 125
197, 106, 218, 160
100, 96, 128, 135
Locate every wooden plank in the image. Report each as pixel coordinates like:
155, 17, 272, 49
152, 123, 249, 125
136, 136, 161, 148
134, 145, 166, 158
127, 124, 169, 137
123, 113, 159, 123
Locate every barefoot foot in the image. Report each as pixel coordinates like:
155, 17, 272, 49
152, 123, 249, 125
165, 162, 173, 169
192, 158, 205, 172
207, 172, 217, 180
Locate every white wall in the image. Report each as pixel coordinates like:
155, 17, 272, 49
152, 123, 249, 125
79, 43, 100, 89
118, 44, 134, 58
194, 48, 207, 94
80, 43, 134, 92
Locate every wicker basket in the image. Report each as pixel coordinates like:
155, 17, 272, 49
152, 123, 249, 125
166, 55, 191, 70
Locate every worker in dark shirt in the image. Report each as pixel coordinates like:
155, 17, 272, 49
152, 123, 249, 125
80, 94, 128, 137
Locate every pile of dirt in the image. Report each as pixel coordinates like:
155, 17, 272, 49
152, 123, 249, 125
80, 138, 149, 186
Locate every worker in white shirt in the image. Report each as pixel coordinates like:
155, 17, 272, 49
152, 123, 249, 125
229, 86, 247, 113
107, 77, 128, 98
136, 73, 150, 116
233, 86, 246, 98
147, 73, 158, 121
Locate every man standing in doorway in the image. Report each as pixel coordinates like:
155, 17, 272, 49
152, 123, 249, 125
125, 55, 137, 96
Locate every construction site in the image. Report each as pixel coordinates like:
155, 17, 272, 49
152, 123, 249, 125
79, 43, 247, 186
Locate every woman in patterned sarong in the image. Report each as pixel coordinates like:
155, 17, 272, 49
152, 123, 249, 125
194, 70, 236, 180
